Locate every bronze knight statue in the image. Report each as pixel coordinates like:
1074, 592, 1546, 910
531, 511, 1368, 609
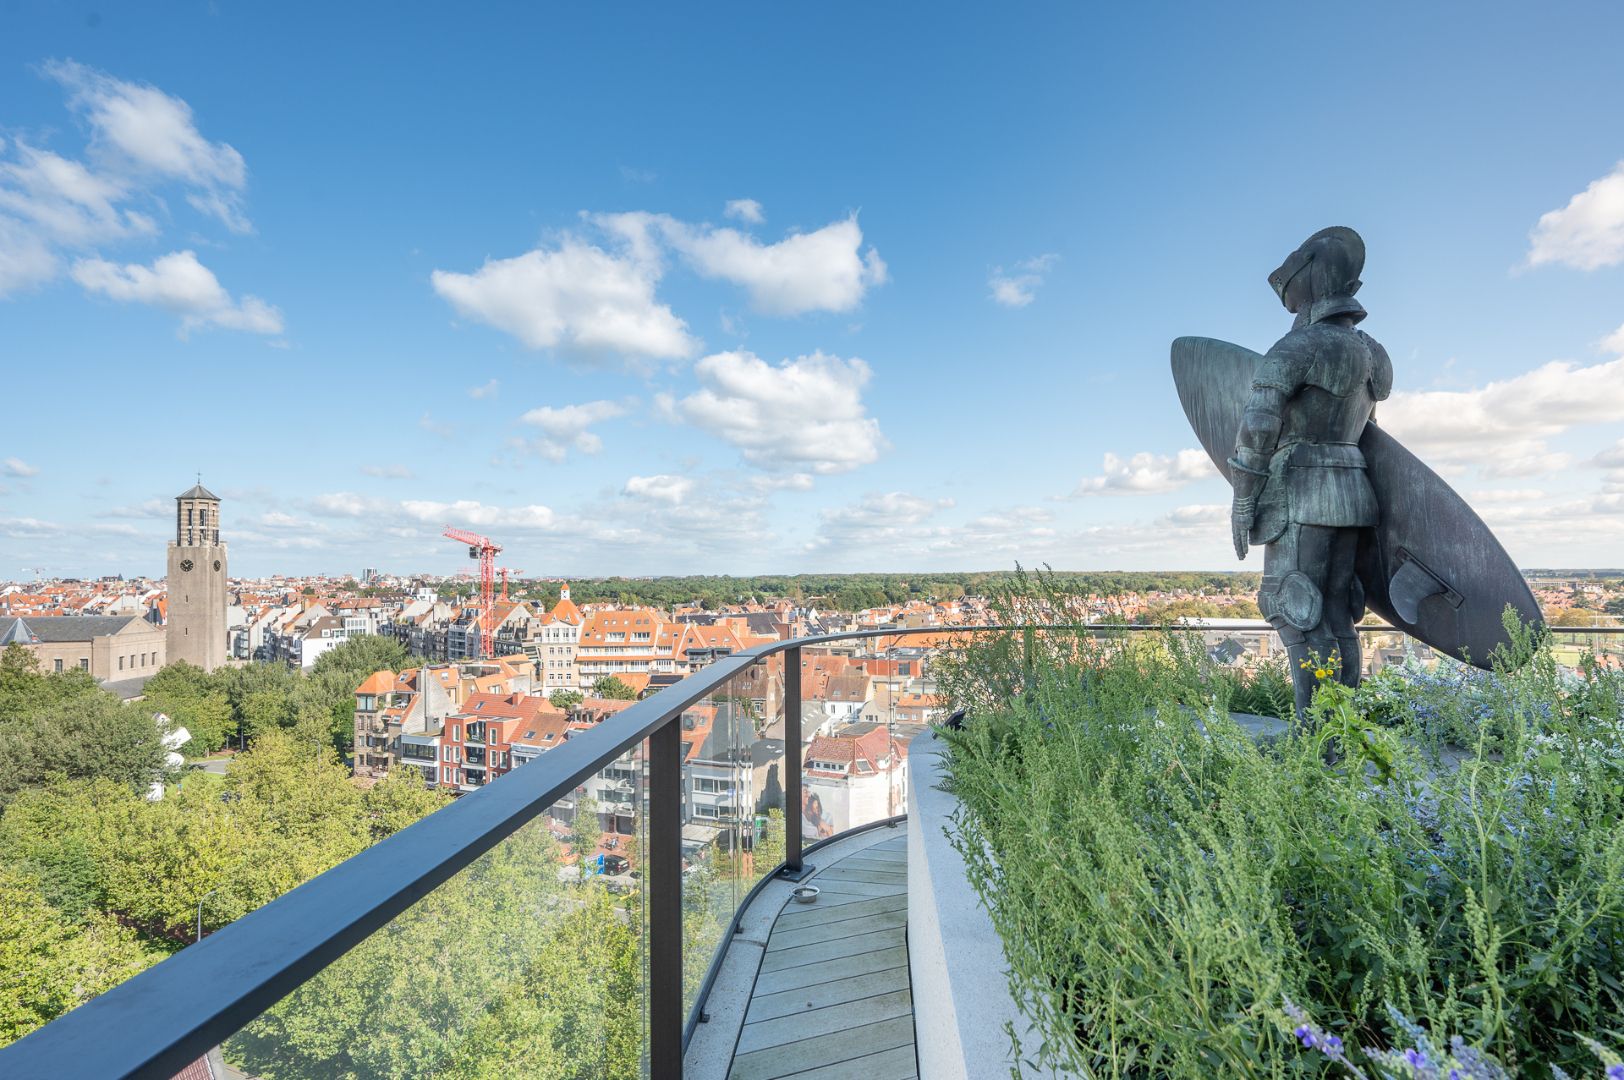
1171, 227, 1543, 722
1230, 227, 1391, 714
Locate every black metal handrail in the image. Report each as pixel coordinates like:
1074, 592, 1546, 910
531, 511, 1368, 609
2, 621, 1620, 1079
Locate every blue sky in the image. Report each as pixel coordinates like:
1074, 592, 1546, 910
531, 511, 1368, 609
3, 2, 1623, 578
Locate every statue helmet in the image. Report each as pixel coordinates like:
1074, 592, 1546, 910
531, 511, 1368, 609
1269, 226, 1365, 311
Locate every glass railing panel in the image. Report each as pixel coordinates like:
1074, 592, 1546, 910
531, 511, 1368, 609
218, 770, 650, 1080
679, 658, 766, 1013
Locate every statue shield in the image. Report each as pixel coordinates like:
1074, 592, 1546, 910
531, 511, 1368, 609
1171, 335, 1543, 669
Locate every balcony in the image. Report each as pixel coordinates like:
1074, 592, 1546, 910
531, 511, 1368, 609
5, 623, 1620, 1079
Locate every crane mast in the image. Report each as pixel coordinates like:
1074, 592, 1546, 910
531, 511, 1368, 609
441, 525, 502, 657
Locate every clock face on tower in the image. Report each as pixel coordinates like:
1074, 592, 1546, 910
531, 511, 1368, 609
213, 560, 222, 571
179, 559, 194, 572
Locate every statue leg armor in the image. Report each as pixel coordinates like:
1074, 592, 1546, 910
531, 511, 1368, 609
1260, 524, 1355, 719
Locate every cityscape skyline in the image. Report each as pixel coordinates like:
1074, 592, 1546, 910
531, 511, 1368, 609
4, 5, 1624, 577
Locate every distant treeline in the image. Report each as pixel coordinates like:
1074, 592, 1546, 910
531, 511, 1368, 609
464, 571, 1270, 613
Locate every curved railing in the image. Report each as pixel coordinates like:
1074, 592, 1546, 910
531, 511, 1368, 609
3, 621, 1621, 1079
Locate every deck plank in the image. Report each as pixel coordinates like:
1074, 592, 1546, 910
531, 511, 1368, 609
745, 964, 910, 1024
728, 1015, 914, 1080
759, 926, 906, 973
775, 1043, 918, 1080
773, 893, 907, 929
767, 908, 907, 951
751, 945, 910, 996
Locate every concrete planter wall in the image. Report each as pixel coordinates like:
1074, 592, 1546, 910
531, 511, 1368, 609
906, 730, 1063, 1079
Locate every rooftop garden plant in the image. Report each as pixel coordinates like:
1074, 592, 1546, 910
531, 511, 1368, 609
935, 570, 1624, 1077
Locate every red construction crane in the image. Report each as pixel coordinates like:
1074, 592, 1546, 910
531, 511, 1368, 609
442, 525, 502, 657
497, 568, 524, 602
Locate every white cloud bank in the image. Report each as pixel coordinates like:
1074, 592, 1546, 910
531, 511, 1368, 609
72, 250, 283, 336
431, 209, 886, 361
1381, 353, 1624, 477
724, 198, 764, 224
623, 474, 695, 504
671, 350, 884, 474
1526, 161, 1624, 270
1072, 449, 1215, 495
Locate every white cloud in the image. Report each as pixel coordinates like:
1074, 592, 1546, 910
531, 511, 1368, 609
595, 211, 887, 317
468, 378, 499, 399
520, 399, 629, 461
0, 62, 266, 306
663, 214, 886, 316
399, 499, 557, 531
1072, 449, 1216, 496
2, 457, 39, 477
724, 198, 764, 224
623, 474, 695, 504
988, 254, 1058, 308
361, 463, 414, 479
751, 472, 816, 492
45, 60, 250, 232
71, 250, 283, 335
673, 350, 884, 474
1468, 488, 1547, 504
1381, 355, 1624, 478
807, 491, 954, 553
1526, 161, 1624, 270
1601, 322, 1624, 356
309, 493, 557, 532
430, 239, 697, 361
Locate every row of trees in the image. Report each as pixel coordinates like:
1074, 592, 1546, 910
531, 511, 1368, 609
506, 570, 1266, 613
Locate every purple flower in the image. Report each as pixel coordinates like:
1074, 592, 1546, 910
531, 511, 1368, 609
1295, 1025, 1317, 1048
1606, 1065, 1624, 1080
1405, 1047, 1427, 1067
1322, 1033, 1344, 1057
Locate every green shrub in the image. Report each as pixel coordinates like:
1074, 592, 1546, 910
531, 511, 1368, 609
938, 588, 1624, 1077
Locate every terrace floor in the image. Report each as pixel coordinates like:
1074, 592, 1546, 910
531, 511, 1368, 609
686, 825, 917, 1080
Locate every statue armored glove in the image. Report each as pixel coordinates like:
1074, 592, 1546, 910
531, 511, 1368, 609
1227, 449, 1270, 561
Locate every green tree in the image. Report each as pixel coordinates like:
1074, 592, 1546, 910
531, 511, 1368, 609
752, 807, 787, 877
361, 766, 452, 841
548, 689, 583, 711
0, 866, 156, 1044
143, 661, 234, 755
310, 634, 410, 681
591, 677, 638, 701
570, 795, 603, 872
0, 692, 168, 811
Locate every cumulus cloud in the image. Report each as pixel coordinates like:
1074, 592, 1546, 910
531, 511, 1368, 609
431, 239, 696, 361
623, 474, 695, 504
806, 491, 954, 553
0, 62, 264, 304
520, 399, 629, 461
594, 211, 887, 316
988, 253, 1058, 308
467, 378, 499, 399
1381, 354, 1624, 478
1526, 161, 1624, 270
2, 457, 39, 477
724, 198, 764, 224
1601, 322, 1624, 357
399, 499, 556, 530
309, 493, 557, 531
673, 350, 884, 474
72, 250, 283, 335
1072, 449, 1216, 496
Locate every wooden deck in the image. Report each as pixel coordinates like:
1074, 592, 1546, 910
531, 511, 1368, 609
726, 832, 916, 1079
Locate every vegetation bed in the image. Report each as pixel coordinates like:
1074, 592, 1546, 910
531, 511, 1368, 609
938, 606, 1624, 1078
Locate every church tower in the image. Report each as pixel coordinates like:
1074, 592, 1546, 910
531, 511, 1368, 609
166, 480, 229, 671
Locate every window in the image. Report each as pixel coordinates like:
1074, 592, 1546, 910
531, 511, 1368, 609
79, 658, 89, 671
442, 746, 452, 762
54, 659, 63, 673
